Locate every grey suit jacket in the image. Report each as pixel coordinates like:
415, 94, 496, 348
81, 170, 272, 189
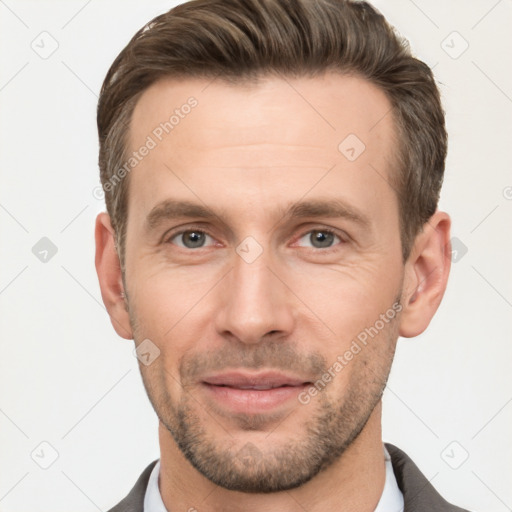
107, 443, 470, 512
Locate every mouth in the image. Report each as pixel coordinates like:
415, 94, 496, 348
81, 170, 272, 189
209, 384, 300, 390
202, 370, 311, 388
201, 371, 312, 413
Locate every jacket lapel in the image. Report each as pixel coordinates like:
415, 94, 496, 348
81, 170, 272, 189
107, 459, 158, 512
386, 443, 469, 511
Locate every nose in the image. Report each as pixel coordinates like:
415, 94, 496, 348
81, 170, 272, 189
213, 247, 295, 345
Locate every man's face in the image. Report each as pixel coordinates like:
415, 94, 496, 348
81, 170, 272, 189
123, 72, 404, 492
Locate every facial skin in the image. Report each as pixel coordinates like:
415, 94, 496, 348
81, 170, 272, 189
95, 72, 451, 512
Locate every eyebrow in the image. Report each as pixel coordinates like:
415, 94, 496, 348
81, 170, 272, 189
145, 198, 371, 233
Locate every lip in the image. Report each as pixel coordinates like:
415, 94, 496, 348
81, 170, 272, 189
201, 371, 312, 414
202, 370, 311, 388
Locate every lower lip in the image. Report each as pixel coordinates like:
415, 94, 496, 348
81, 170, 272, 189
202, 383, 309, 413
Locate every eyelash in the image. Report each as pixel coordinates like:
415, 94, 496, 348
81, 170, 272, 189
163, 225, 348, 253
294, 227, 346, 252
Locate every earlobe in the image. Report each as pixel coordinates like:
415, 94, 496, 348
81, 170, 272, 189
399, 211, 452, 338
94, 212, 133, 340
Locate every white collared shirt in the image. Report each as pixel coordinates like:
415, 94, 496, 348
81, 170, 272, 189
375, 445, 405, 512
144, 445, 404, 512
143, 458, 167, 512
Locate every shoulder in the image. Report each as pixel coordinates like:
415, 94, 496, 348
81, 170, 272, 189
107, 459, 159, 512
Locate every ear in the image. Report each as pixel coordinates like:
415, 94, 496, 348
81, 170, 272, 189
399, 211, 451, 338
94, 212, 133, 340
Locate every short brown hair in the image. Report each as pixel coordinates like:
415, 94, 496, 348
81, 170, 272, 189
97, 0, 447, 266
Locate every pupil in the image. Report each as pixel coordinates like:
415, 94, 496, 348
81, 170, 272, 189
312, 230, 333, 248
184, 231, 204, 248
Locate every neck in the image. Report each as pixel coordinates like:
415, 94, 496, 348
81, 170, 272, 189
158, 401, 386, 512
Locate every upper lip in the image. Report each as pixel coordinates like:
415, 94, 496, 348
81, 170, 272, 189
202, 371, 311, 389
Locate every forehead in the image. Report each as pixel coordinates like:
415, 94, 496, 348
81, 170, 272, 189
125, 72, 398, 230
129, 72, 396, 157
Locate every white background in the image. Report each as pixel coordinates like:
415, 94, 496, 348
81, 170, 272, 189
0, 1, 511, 511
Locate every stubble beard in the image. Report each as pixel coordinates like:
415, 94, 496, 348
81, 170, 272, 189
126, 291, 401, 493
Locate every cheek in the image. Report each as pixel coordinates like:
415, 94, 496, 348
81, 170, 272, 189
291, 259, 401, 334
288, 261, 402, 393
127, 261, 206, 330
320, 316, 399, 404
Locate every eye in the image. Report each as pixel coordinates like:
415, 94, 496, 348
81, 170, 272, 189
167, 229, 216, 249
295, 228, 344, 250
164, 226, 346, 252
